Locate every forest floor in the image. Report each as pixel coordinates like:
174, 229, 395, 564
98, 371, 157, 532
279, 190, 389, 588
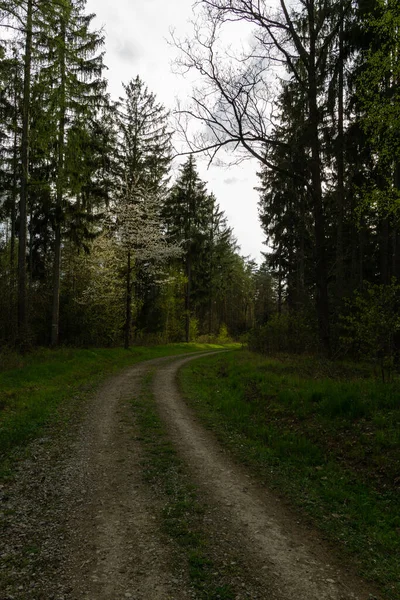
0, 352, 382, 600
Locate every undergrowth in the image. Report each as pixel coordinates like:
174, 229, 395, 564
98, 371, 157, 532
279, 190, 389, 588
179, 350, 400, 600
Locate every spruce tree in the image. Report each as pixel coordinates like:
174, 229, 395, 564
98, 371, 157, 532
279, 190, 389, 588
0, 44, 22, 341
163, 156, 211, 341
35, 0, 106, 345
116, 76, 172, 195
115, 76, 173, 347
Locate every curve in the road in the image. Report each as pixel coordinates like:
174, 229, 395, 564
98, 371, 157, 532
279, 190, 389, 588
153, 353, 379, 600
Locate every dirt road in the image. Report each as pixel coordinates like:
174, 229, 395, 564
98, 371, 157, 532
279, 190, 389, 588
0, 353, 378, 600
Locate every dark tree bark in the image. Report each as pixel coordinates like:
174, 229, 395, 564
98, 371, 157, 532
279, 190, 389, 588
51, 18, 66, 347
185, 252, 191, 343
17, 0, 33, 348
297, 192, 306, 309
336, 10, 345, 297
124, 250, 132, 349
392, 162, 400, 281
10, 62, 19, 335
308, 24, 330, 353
380, 217, 390, 285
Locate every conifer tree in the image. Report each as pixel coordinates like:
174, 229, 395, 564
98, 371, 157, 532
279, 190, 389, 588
202, 193, 237, 334
115, 76, 173, 346
116, 76, 172, 195
35, 0, 106, 345
0, 44, 22, 340
163, 156, 211, 341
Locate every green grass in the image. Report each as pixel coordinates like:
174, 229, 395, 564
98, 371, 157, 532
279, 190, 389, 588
0, 343, 228, 474
179, 350, 400, 600
130, 371, 241, 599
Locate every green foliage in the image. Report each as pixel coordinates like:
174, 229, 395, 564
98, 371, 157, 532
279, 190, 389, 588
163, 156, 249, 340
359, 0, 400, 175
60, 236, 125, 346
196, 324, 235, 345
116, 76, 172, 194
216, 324, 231, 345
156, 270, 187, 342
248, 311, 317, 355
341, 281, 400, 381
189, 317, 199, 342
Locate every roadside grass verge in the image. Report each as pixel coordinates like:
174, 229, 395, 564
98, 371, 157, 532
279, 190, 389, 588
179, 350, 400, 600
130, 371, 245, 599
0, 343, 229, 475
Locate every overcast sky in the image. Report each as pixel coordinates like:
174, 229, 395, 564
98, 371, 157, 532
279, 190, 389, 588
85, 0, 265, 263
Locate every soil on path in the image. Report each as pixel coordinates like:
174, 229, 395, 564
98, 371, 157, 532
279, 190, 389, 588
60, 356, 190, 600
0, 352, 380, 600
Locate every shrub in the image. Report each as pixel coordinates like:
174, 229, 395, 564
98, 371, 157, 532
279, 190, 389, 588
340, 280, 400, 381
248, 311, 317, 355
216, 324, 232, 345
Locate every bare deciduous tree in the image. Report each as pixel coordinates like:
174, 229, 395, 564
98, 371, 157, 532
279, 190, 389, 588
173, 0, 350, 353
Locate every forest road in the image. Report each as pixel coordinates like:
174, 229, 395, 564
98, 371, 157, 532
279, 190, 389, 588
1, 352, 380, 600
152, 354, 377, 600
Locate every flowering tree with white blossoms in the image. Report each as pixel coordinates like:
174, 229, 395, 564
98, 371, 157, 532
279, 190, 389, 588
111, 178, 181, 349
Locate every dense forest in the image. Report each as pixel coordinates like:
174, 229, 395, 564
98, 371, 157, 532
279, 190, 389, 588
0, 0, 399, 370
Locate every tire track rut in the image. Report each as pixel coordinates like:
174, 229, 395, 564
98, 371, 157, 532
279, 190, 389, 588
62, 356, 191, 600
152, 354, 379, 600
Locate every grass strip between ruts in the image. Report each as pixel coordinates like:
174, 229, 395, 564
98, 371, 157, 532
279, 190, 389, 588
130, 370, 243, 600
179, 350, 399, 600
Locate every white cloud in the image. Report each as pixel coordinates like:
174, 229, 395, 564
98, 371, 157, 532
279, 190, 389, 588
223, 177, 240, 186
113, 39, 141, 63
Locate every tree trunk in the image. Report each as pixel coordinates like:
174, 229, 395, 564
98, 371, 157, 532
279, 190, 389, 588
393, 163, 400, 280
297, 193, 306, 310
51, 19, 66, 347
10, 66, 19, 337
358, 222, 365, 287
51, 224, 62, 346
124, 250, 132, 349
17, 0, 33, 349
185, 252, 191, 343
336, 12, 345, 298
308, 6, 330, 354
379, 217, 390, 285
208, 213, 214, 336
277, 251, 283, 315
310, 140, 330, 354
28, 202, 34, 290
208, 293, 213, 335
